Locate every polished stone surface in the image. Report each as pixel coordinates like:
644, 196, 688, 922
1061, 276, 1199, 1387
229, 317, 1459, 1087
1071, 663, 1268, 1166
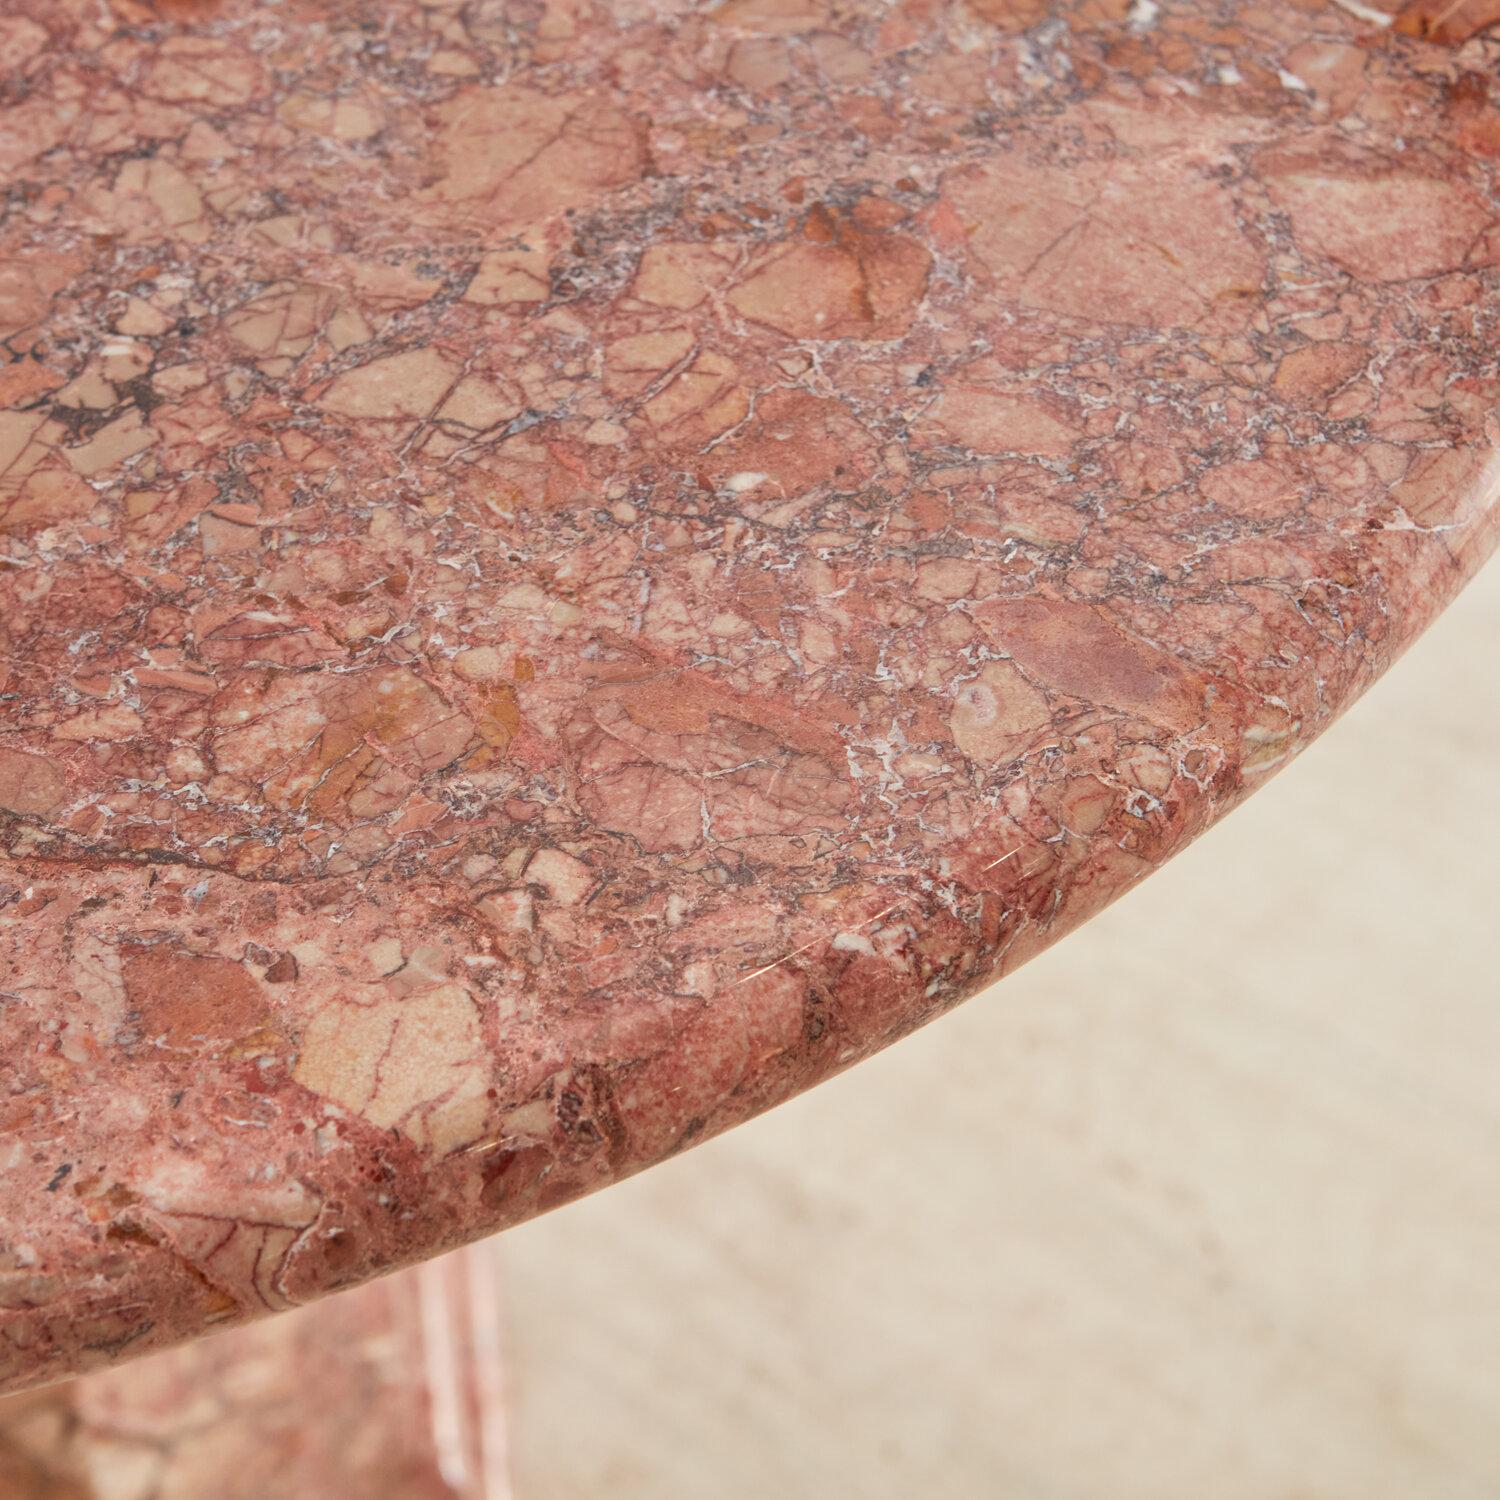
0, 0, 1496, 1391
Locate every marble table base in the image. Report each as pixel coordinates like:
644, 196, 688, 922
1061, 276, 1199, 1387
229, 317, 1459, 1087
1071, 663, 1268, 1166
0, 1245, 511, 1500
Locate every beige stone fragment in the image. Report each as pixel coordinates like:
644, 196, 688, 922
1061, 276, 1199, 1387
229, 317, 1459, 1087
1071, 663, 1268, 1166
277, 92, 384, 142
319, 348, 458, 420
294, 983, 488, 1153
52, 705, 144, 743
465, 239, 552, 304
710, 0, 830, 33
437, 376, 519, 430
143, 38, 261, 107
428, 48, 481, 77
199, 512, 260, 555
224, 284, 337, 359
915, 557, 980, 604
116, 158, 208, 240
453, 647, 506, 682
64, 411, 157, 477
54, 370, 118, 410
525, 848, 594, 905
632, 243, 736, 310
114, 297, 172, 337
950, 661, 1052, 763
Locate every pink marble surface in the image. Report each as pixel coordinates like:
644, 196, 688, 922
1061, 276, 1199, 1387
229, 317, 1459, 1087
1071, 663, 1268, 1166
0, 1247, 510, 1498
0, 0, 1497, 1393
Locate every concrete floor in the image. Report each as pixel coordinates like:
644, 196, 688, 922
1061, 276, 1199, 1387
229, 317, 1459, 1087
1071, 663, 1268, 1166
499, 557, 1500, 1500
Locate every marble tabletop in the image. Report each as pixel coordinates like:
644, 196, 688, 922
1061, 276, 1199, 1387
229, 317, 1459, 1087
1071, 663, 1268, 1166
1, 0, 1496, 1394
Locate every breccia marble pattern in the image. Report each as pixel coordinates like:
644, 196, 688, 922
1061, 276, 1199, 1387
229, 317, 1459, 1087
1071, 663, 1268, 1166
0, 0, 1496, 1392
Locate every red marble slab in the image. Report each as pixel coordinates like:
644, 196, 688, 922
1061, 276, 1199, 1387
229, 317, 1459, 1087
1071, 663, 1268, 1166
0, 0, 1496, 1393
0, 1247, 511, 1497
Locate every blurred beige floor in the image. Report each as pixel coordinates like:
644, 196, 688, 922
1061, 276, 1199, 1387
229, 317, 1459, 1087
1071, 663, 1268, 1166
499, 558, 1500, 1500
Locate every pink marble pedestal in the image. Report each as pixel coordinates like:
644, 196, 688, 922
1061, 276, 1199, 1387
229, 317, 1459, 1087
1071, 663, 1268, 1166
0, 1248, 511, 1499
